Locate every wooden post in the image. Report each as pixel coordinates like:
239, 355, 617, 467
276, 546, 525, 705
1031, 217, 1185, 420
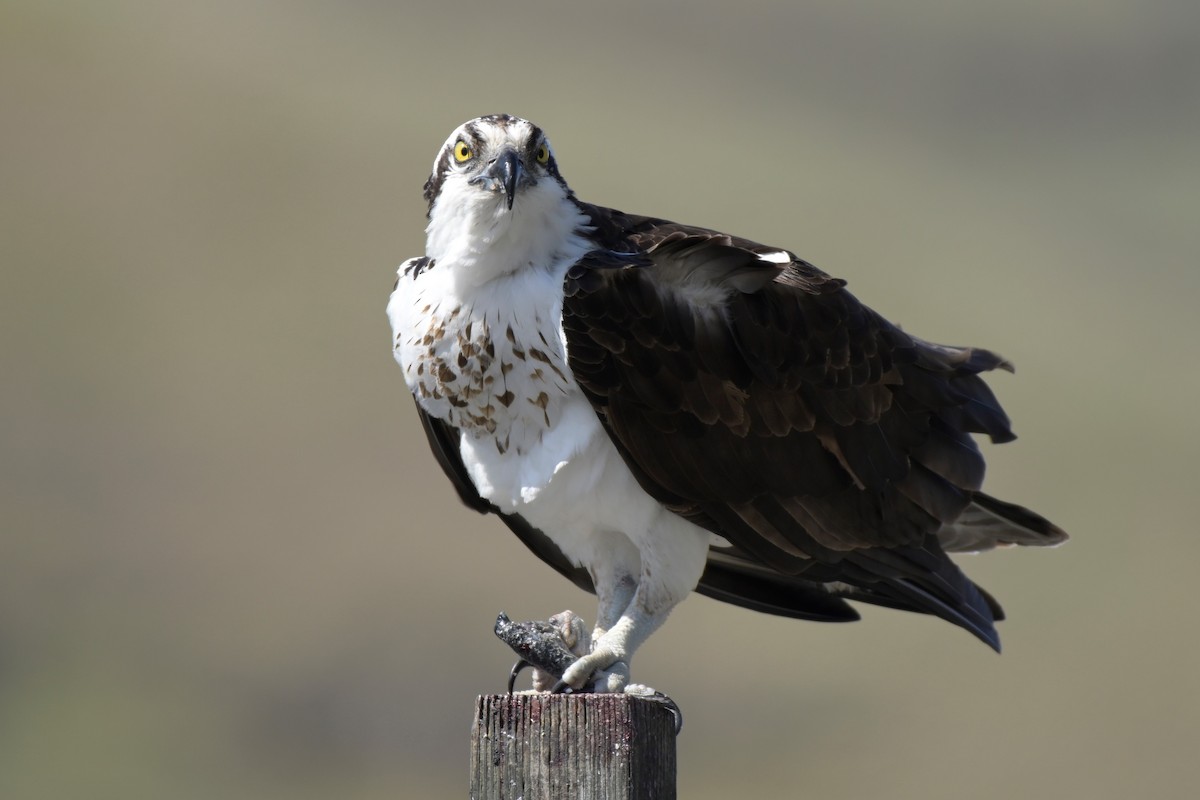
470, 693, 677, 800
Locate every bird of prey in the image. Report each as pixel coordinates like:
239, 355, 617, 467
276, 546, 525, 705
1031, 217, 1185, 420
388, 114, 1067, 695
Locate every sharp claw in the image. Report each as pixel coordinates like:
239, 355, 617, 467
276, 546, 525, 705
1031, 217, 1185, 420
650, 692, 684, 735
622, 685, 682, 734
507, 659, 531, 694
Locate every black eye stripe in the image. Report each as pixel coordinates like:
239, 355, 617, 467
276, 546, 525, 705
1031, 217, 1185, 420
423, 145, 456, 213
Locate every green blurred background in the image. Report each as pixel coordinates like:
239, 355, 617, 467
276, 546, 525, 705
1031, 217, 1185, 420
3, 1, 1197, 797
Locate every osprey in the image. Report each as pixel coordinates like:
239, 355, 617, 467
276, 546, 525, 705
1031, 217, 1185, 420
388, 114, 1067, 695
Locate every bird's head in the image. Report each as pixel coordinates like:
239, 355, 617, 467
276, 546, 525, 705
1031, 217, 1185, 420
421, 115, 585, 282
423, 114, 568, 217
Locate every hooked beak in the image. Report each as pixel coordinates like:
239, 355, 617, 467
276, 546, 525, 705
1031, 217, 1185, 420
470, 147, 524, 210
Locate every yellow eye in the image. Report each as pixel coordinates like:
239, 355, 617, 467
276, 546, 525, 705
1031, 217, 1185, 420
453, 141, 473, 163
536, 143, 550, 164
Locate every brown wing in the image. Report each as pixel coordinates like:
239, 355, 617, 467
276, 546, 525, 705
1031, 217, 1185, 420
563, 204, 1040, 648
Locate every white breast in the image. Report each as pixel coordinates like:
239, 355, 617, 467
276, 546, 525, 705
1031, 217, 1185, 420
390, 249, 595, 487
390, 256, 715, 591
391, 263, 573, 448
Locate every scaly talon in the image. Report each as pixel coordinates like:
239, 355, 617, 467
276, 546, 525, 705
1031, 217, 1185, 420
507, 659, 531, 694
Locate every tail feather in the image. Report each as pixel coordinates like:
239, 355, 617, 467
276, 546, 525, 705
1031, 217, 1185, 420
885, 573, 1001, 651
839, 541, 1003, 651
939, 491, 1069, 553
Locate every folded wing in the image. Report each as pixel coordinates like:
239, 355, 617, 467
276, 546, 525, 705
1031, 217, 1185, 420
561, 205, 1067, 649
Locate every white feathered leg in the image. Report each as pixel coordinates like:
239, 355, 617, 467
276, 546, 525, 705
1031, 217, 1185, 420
586, 531, 640, 642
560, 512, 711, 694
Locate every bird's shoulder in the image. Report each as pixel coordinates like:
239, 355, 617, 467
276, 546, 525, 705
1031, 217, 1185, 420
571, 201, 848, 297
564, 200, 910, 401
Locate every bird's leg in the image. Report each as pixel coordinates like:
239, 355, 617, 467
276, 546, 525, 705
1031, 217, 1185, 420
578, 532, 642, 644
561, 522, 708, 694
589, 563, 638, 644
559, 599, 668, 694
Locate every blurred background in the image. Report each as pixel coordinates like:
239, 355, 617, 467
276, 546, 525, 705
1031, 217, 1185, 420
2, 1, 1197, 797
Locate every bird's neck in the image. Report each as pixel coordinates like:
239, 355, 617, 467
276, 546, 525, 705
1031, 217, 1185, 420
425, 190, 591, 292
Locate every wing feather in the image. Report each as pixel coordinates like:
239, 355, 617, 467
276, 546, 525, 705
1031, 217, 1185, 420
561, 203, 1066, 648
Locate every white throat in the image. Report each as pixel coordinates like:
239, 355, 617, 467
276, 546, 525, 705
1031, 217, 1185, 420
425, 177, 589, 291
